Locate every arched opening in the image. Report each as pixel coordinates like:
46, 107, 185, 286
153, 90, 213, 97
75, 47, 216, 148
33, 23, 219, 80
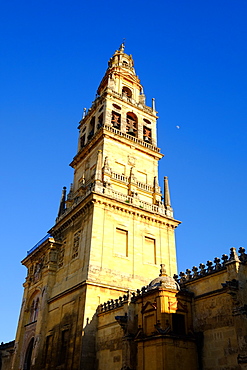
23, 338, 34, 370
88, 117, 95, 141
33, 298, 39, 321
122, 86, 132, 98
28, 292, 40, 324
111, 111, 121, 129
97, 113, 103, 129
143, 126, 152, 143
126, 112, 138, 137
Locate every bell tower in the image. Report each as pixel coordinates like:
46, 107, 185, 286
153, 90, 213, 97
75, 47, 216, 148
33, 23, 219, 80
51, 40, 180, 329
13, 45, 180, 370
53, 43, 180, 289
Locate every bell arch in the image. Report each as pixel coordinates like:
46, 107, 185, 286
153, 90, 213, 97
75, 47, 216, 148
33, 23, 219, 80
122, 86, 132, 98
126, 112, 138, 137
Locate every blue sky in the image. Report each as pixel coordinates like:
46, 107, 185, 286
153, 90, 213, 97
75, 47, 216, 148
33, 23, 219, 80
1, 0, 247, 342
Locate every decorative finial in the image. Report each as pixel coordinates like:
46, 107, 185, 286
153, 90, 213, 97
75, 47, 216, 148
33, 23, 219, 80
164, 176, 171, 207
82, 108, 87, 118
58, 186, 66, 218
152, 98, 156, 111
229, 247, 240, 262
119, 39, 125, 52
159, 264, 167, 276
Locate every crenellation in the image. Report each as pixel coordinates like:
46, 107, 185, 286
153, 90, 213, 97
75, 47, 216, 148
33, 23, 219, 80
175, 248, 247, 285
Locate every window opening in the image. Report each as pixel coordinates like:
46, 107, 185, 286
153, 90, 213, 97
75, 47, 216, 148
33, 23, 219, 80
72, 230, 81, 259
111, 111, 121, 129
113, 103, 121, 110
29, 295, 40, 323
33, 298, 39, 321
172, 313, 186, 335
80, 134, 85, 149
143, 126, 152, 143
126, 113, 138, 137
88, 117, 95, 141
143, 118, 151, 124
122, 86, 132, 98
97, 113, 103, 129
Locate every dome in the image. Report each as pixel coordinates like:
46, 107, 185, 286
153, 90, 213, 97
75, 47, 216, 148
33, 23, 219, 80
147, 264, 180, 291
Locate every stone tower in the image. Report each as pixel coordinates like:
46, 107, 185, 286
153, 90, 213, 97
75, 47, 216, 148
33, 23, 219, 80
12, 45, 180, 370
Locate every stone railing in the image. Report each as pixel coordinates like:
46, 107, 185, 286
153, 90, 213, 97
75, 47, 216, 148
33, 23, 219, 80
111, 171, 128, 183
109, 171, 159, 194
56, 181, 171, 224
136, 181, 154, 193
174, 247, 247, 284
102, 187, 167, 216
103, 124, 160, 153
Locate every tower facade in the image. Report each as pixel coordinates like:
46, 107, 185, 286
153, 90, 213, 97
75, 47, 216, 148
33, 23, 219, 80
12, 45, 180, 370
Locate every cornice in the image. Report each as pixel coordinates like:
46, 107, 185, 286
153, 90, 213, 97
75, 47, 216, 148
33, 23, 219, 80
92, 193, 180, 228
50, 188, 180, 241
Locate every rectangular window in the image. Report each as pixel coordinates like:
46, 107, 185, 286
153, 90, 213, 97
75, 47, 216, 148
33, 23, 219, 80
115, 228, 128, 257
143, 236, 156, 264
